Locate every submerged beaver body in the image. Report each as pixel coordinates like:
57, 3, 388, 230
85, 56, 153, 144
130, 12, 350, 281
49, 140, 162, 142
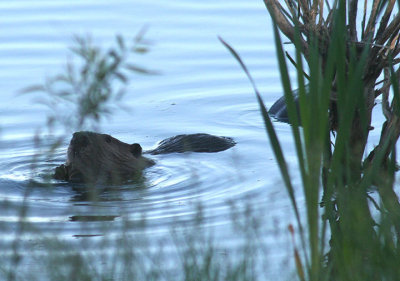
269, 87, 338, 130
148, 133, 236, 154
54, 131, 235, 184
269, 89, 302, 123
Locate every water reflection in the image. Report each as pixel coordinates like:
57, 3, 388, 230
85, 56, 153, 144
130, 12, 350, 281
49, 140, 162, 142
69, 215, 119, 222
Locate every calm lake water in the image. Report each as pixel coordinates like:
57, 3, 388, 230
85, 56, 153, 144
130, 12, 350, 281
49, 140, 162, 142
2, 0, 385, 280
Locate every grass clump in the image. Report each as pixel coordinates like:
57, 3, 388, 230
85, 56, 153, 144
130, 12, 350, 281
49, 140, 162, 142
223, 0, 400, 280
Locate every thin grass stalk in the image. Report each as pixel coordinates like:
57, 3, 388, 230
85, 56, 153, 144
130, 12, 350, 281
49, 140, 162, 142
264, 0, 309, 56
375, 0, 396, 43
361, 0, 368, 39
348, 0, 358, 41
271, 22, 305, 176
271, 9, 332, 278
318, 0, 324, 25
372, 62, 400, 238
284, 0, 298, 21
291, 23, 323, 280
270, 19, 314, 270
364, 0, 381, 37
310, 0, 319, 23
324, 6, 381, 279
317, 23, 337, 277
220, 36, 310, 270
291, 23, 325, 280
304, 39, 325, 281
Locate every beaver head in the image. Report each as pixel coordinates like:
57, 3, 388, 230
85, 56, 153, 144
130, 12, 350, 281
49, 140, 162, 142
60, 131, 154, 184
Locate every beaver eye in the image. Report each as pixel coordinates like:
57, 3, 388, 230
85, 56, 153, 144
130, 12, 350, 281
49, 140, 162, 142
105, 135, 112, 143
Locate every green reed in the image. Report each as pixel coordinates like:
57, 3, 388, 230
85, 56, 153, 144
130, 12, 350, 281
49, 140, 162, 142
223, 0, 400, 280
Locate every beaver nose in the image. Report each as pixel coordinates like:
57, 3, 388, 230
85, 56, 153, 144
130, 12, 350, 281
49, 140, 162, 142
67, 132, 90, 163
71, 132, 89, 147
71, 132, 89, 151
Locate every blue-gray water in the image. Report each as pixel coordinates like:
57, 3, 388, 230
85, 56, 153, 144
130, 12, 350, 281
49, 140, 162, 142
2, 0, 387, 280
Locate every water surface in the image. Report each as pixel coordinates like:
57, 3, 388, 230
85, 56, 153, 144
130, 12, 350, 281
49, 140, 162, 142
0, 0, 320, 279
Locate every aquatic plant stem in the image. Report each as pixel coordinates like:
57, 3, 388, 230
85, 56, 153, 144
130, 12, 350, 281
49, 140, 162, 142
219, 36, 310, 271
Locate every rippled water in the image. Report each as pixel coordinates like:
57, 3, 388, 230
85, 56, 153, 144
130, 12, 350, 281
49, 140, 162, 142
0, 0, 305, 279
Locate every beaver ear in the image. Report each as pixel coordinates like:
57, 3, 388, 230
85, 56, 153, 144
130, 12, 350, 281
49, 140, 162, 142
130, 143, 142, 158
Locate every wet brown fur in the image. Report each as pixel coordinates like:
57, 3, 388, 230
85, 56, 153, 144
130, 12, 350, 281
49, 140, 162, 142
54, 131, 154, 184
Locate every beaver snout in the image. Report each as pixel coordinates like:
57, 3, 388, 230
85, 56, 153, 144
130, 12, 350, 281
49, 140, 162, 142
71, 132, 90, 148
68, 132, 90, 161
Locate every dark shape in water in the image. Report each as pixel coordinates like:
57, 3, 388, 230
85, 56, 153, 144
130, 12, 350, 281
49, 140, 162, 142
269, 87, 338, 131
54, 131, 235, 184
268, 89, 301, 124
148, 133, 236, 155
69, 215, 119, 222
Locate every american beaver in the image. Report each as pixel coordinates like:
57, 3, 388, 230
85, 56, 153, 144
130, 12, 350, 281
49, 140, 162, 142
269, 87, 337, 130
269, 88, 301, 123
54, 131, 235, 184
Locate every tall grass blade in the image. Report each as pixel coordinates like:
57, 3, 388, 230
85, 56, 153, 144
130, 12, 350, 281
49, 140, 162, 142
219, 36, 307, 266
